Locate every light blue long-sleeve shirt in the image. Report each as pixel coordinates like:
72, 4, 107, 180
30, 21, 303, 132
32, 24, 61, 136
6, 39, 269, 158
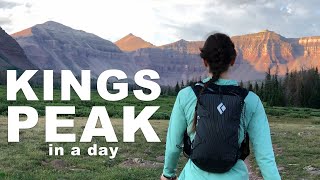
163, 78, 281, 180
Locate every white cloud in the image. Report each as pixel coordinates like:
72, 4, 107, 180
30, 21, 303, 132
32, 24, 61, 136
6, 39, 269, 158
0, 16, 11, 25
155, 0, 320, 40
0, 0, 319, 45
0, 0, 20, 9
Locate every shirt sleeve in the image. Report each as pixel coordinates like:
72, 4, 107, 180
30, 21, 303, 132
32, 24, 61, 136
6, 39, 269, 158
247, 97, 281, 180
163, 91, 188, 177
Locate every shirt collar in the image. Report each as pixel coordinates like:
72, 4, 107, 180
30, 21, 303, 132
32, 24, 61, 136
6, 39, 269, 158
202, 77, 238, 86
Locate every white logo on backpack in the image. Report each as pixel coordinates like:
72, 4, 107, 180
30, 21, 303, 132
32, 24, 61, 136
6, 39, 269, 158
217, 103, 226, 114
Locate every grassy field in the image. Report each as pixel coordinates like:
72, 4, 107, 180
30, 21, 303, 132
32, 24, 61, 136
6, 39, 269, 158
0, 117, 319, 179
268, 117, 320, 179
0, 118, 172, 179
0, 85, 320, 179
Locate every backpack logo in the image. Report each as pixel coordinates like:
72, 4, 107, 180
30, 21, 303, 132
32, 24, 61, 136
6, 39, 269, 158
217, 103, 226, 114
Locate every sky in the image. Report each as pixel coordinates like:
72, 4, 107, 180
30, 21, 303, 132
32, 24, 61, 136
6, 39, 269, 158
0, 0, 319, 46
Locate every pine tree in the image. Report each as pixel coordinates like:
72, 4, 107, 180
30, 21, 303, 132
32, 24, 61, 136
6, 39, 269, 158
181, 80, 185, 88
240, 80, 244, 88
186, 79, 190, 86
260, 82, 264, 99
247, 81, 253, 91
254, 81, 259, 93
175, 82, 180, 94
264, 67, 272, 104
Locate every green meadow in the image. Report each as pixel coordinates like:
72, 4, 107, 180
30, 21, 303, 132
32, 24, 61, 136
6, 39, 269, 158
0, 85, 320, 179
0, 86, 175, 119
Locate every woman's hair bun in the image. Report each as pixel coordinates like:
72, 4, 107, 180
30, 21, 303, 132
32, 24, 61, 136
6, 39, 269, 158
199, 33, 236, 82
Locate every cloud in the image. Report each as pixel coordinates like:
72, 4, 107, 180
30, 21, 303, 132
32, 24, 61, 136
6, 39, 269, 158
0, 17, 11, 25
0, 0, 20, 9
0, 0, 24, 27
154, 0, 320, 41
1, 0, 319, 45
25, 2, 32, 8
213, 0, 271, 6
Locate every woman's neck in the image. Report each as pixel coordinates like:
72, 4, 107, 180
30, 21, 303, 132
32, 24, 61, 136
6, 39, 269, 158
208, 71, 230, 79
220, 71, 230, 79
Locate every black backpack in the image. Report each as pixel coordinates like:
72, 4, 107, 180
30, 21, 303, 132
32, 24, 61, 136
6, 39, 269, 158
182, 81, 250, 173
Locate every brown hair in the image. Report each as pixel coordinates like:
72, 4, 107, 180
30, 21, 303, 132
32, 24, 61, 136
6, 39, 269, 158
192, 33, 237, 130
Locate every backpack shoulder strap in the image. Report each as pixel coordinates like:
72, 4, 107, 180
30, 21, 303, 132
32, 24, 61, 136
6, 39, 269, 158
238, 87, 249, 100
191, 81, 205, 98
238, 88, 250, 160
182, 81, 205, 158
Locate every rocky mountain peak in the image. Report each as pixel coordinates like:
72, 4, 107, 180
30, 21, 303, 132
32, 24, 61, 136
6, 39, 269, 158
12, 21, 121, 52
232, 30, 284, 42
40, 21, 74, 31
115, 33, 155, 51
176, 39, 188, 43
10, 21, 126, 77
160, 39, 204, 54
126, 33, 134, 37
43, 20, 63, 26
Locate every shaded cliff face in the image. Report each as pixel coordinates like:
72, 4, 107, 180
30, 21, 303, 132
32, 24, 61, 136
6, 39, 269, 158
115, 33, 155, 51
128, 48, 264, 84
12, 21, 138, 78
128, 48, 207, 85
157, 38, 265, 81
0, 27, 35, 70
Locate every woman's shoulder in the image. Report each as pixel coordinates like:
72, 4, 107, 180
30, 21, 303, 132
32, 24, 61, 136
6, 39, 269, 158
176, 86, 197, 105
245, 91, 260, 101
244, 91, 263, 114
178, 86, 196, 96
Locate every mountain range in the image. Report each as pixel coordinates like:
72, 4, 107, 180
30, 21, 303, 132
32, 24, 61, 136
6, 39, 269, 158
1, 21, 319, 86
11, 21, 139, 79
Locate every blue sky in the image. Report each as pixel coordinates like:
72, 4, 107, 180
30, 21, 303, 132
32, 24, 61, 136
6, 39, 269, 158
0, 0, 319, 45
